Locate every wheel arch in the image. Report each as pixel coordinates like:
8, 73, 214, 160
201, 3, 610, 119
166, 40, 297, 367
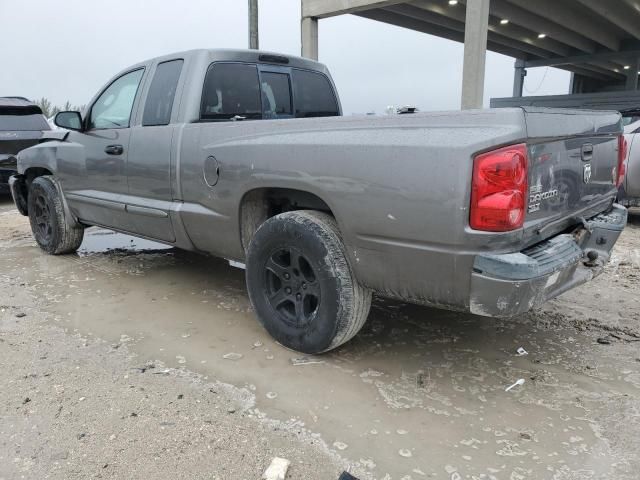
238, 187, 339, 253
15, 138, 72, 179
24, 166, 54, 182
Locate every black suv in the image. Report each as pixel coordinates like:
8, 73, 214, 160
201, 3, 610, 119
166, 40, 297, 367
0, 97, 50, 194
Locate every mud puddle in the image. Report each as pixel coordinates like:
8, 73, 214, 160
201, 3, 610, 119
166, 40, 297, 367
2, 207, 640, 478
77, 228, 173, 256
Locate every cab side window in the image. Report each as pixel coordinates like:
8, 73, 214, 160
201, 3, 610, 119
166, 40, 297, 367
89, 69, 144, 129
201, 63, 261, 120
142, 59, 184, 126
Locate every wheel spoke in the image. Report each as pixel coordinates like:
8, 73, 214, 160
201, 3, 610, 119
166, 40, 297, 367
269, 288, 289, 309
266, 256, 289, 280
294, 299, 305, 324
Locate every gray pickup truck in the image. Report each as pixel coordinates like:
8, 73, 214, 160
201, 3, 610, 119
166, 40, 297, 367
9, 49, 628, 353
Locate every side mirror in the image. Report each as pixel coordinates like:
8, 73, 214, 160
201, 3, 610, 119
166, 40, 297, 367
54, 111, 83, 131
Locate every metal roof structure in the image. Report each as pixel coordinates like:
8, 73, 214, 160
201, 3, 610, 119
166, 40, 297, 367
300, 0, 640, 109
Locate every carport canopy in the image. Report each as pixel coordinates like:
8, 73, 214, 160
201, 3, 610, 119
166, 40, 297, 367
300, 0, 640, 109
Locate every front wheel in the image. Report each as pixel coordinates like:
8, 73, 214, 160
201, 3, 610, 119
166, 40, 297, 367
246, 210, 371, 354
27, 176, 84, 255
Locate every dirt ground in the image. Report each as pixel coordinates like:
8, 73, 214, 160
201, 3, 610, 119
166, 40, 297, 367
1, 194, 639, 480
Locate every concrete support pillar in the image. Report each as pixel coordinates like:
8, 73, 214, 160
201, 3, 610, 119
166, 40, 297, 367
569, 73, 576, 94
626, 57, 640, 90
248, 0, 259, 49
301, 16, 319, 60
512, 59, 526, 97
461, 0, 490, 109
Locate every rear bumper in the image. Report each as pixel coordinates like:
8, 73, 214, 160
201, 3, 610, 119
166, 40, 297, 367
469, 204, 627, 317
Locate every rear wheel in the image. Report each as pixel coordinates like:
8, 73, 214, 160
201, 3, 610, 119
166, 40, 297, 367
28, 176, 84, 255
246, 210, 371, 354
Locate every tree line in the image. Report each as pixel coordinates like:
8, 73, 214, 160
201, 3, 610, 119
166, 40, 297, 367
35, 98, 85, 118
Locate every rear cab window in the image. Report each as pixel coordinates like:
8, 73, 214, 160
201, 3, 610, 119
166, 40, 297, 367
142, 59, 184, 126
200, 62, 339, 121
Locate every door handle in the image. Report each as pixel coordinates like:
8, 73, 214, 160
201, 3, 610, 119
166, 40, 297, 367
105, 144, 124, 155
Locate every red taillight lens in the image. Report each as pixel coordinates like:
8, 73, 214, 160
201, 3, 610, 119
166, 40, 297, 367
470, 143, 528, 232
617, 135, 627, 187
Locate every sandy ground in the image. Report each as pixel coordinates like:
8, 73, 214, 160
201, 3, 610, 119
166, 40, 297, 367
1, 193, 640, 480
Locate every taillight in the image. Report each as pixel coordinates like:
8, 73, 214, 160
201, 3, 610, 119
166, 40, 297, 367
470, 143, 528, 232
617, 135, 627, 187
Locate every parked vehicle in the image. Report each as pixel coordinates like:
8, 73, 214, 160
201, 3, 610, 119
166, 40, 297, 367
619, 109, 640, 207
0, 97, 50, 194
10, 49, 627, 353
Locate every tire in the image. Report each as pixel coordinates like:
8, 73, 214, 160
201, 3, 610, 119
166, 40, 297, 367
27, 176, 84, 255
246, 210, 372, 354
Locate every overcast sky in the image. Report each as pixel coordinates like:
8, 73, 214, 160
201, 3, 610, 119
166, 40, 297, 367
1, 0, 570, 114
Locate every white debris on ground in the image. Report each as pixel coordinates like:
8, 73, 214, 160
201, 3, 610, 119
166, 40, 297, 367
262, 457, 291, 480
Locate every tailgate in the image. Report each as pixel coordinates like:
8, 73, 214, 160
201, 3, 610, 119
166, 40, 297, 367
522, 107, 622, 242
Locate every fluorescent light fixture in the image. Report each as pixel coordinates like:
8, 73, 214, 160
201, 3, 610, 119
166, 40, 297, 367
500, 19, 509, 25
448, 0, 458, 5
537, 33, 546, 39
624, 65, 631, 70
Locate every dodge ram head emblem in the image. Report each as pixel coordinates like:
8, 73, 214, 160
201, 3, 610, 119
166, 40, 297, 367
583, 163, 592, 184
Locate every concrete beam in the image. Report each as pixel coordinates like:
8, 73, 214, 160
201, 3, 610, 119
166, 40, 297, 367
461, 0, 490, 110
355, 9, 527, 59
357, 10, 618, 83
474, 0, 597, 54
301, 16, 318, 60
579, 63, 626, 80
587, 64, 628, 80
524, 50, 640, 68
504, 0, 621, 51
405, 2, 572, 58
563, 65, 623, 82
302, 0, 406, 19
574, 0, 640, 41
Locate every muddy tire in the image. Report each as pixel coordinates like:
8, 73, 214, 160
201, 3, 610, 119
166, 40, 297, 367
246, 210, 371, 354
28, 176, 84, 255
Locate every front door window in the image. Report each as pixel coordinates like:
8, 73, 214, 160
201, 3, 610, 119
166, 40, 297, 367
89, 69, 144, 129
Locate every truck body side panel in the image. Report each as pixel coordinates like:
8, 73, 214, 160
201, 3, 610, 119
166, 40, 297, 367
178, 109, 528, 310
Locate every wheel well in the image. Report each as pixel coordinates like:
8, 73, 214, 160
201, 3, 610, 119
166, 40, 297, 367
240, 188, 333, 251
24, 167, 54, 185
13, 168, 54, 215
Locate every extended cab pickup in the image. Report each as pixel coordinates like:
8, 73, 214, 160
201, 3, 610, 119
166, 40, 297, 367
10, 49, 628, 353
